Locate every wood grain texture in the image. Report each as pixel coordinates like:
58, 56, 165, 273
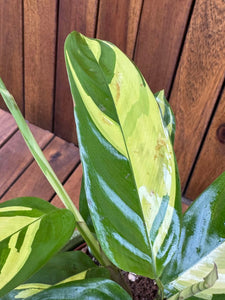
0, 124, 53, 198
0, 109, 17, 147
51, 163, 82, 209
24, 0, 57, 130
185, 89, 225, 200
0, 1, 23, 112
54, 0, 98, 144
97, 0, 143, 58
134, 0, 193, 96
1, 136, 80, 202
170, 0, 225, 191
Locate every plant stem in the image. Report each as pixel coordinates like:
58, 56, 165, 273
155, 277, 164, 300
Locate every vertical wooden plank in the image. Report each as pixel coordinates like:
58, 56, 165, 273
97, 0, 143, 58
0, 0, 23, 111
185, 89, 225, 200
134, 0, 193, 96
170, 0, 225, 190
24, 0, 57, 130
54, 0, 98, 144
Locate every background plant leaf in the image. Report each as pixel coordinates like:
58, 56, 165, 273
23, 278, 131, 300
154, 90, 176, 145
0, 197, 75, 297
65, 31, 182, 278
162, 172, 225, 299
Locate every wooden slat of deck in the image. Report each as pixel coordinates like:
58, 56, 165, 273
169, 0, 225, 191
0, 124, 53, 198
1, 136, 80, 202
185, 89, 225, 200
54, 0, 98, 144
134, 0, 193, 96
0, 110, 18, 147
51, 163, 82, 209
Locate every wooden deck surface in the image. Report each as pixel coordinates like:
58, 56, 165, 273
0, 109, 81, 210
0, 108, 188, 213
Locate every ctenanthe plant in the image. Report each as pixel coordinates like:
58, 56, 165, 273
0, 31, 225, 300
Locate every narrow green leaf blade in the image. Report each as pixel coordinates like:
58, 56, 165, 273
162, 172, 225, 299
0, 197, 75, 296
65, 31, 181, 277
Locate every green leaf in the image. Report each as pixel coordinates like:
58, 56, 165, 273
0, 197, 75, 297
65, 31, 181, 278
167, 264, 218, 300
79, 175, 95, 233
154, 90, 176, 145
26, 251, 96, 284
162, 172, 225, 299
25, 278, 132, 300
3, 266, 110, 299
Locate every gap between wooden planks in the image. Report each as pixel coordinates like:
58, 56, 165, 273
0, 108, 188, 213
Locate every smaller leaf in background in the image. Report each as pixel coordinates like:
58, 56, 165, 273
26, 251, 96, 284
4, 265, 111, 299
162, 172, 225, 299
167, 264, 218, 300
25, 278, 132, 300
0, 197, 75, 297
154, 90, 176, 145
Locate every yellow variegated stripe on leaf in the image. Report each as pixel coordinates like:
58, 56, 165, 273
170, 242, 225, 299
15, 283, 50, 299
0, 220, 41, 290
0, 216, 37, 242
65, 52, 128, 158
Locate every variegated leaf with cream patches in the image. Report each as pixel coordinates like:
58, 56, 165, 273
0, 197, 75, 297
65, 31, 182, 278
162, 172, 225, 299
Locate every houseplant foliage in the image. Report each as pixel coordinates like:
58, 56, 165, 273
0, 31, 224, 299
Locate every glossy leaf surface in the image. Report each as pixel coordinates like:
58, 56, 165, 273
2, 266, 110, 299
23, 279, 131, 300
0, 197, 75, 297
65, 31, 181, 277
26, 251, 96, 284
162, 172, 225, 299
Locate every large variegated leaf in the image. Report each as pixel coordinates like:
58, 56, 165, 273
65, 31, 181, 278
162, 172, 225, 299
0, 197, 75, 297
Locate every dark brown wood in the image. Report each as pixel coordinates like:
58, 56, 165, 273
1, 136, 80, 202
185, 89, 225, 200
0, 109, 17, 147
0, 124, 53, 198
54, 0, 98, 144
24, 0, 57, 131
0, 1, 23, 112
134, 0, 193, 96
97, 0, 143, 58
170, 0, 225, 191
51, 163, 82, 209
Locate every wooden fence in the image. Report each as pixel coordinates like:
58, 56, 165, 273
0, 0, 225, 201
